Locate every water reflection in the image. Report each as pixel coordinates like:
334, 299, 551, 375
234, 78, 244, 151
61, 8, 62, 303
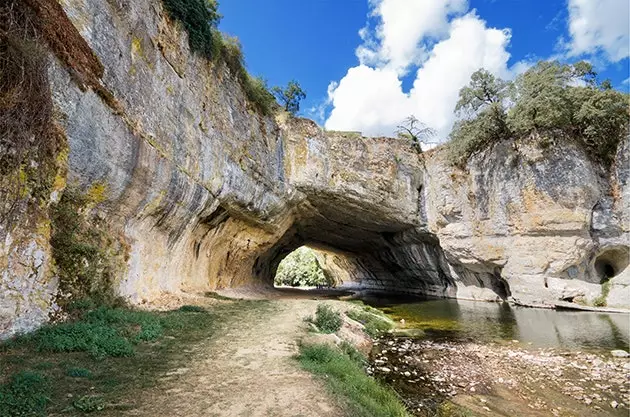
363, 295, 630, 350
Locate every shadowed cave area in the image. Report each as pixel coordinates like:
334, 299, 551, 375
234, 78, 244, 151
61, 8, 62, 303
593, 246, 630, 283
250, 208, 511, 300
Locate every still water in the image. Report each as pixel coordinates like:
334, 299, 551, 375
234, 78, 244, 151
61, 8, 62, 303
362, 296, 630, 351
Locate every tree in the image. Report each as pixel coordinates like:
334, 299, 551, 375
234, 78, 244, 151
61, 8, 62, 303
447, 60, 629, 167
395, 115, 435, 153
272, 81, 306, 115
507, 60, 598, 134
447, 69, 511, 165
274, 247, 331, 287
455, 69, 509, 116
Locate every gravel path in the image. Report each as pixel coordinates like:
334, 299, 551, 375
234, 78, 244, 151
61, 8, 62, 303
122, 298, 345, 417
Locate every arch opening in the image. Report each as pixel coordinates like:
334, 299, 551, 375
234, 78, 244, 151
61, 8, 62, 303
273, 246, 334, 289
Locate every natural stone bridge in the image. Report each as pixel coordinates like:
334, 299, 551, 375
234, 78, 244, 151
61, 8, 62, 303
1, 0, 628, 337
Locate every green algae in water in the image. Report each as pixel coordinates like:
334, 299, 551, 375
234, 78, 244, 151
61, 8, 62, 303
363, 296, 630, 350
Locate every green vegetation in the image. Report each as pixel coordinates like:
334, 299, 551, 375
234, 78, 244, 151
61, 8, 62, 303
274, 246, 332, 287
0, 371, 50, 417
395, 115, 436, 153
72, 395, 106, 413
161, 0, 221, 57
178, 305, 206, 312
436, 401, 475, 417
0, 1, 63, 230
50, 188, 126, 310
17, 305, 174, 358
593, 280, 612, 307
0, 300, 229, 414
346, 306, 394, 338
66, 367, 92, 378
272, 80, 307, 115
448, 61, 629, 167
313, 304, 343, 333
297, 343, 409, 417
160, 0, 278, 114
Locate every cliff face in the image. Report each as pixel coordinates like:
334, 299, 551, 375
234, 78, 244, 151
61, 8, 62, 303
1, 0, 628, 338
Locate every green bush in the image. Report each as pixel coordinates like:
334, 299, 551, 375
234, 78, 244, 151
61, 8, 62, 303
297, 344, 409, 417
73, 395, 105, 413
448, 103, 509, 166
66, 367, 92, 378
161, 0, 221, 57
160, 0, 277, 115
339, 340, 366, 365
345, 308, 394, 338
447, 61, 629, 167
0, 371, 50, 417
314, 304, 342, 333
241, 74, 277, 115
275, 247, 331, 287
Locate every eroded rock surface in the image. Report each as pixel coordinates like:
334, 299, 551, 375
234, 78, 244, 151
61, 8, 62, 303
0, 0, 628, 337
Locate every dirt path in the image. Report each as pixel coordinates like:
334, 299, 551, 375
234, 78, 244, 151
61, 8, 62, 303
122, 298, 345, 417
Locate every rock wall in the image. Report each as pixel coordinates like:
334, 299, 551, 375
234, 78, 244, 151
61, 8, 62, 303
0, 0, 628, 338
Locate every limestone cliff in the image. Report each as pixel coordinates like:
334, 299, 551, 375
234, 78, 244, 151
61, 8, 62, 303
0, 0, 628, 338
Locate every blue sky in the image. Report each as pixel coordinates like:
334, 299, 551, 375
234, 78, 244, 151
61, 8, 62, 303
219, 0, 629, 139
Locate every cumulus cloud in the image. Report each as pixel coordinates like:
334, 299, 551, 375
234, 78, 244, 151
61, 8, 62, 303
357, 0, 468, 72
566, 0, 630, 62
325, 2, 515, 141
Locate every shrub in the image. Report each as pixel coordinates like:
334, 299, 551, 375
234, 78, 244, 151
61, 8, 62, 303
50, 189, 123, 310
160, 0, 278, 116
66, 367, 92, 378
73, 395, 105, 413
161, 0, 221, 57
241, 74, 277, 115
339, 340, 366, 365
346, 308, 394, 338
0, 371, 50, 417
314, 304, 342, 333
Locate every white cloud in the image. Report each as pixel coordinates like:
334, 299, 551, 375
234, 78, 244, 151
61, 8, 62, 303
357, 0, 468, 73
325, 4, 515, 141
566, 0, 630, 62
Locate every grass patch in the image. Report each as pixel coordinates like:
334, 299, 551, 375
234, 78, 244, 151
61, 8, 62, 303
312, 304, 342, 334
178, 305, 206, 312
593, 280, 612, 307
346, 304, 395, 338
0, 371, 50, 417
66, 367, 91, 378
0, 300, 270, 415
72, 394, 105, 413
297, 343, 409, 417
